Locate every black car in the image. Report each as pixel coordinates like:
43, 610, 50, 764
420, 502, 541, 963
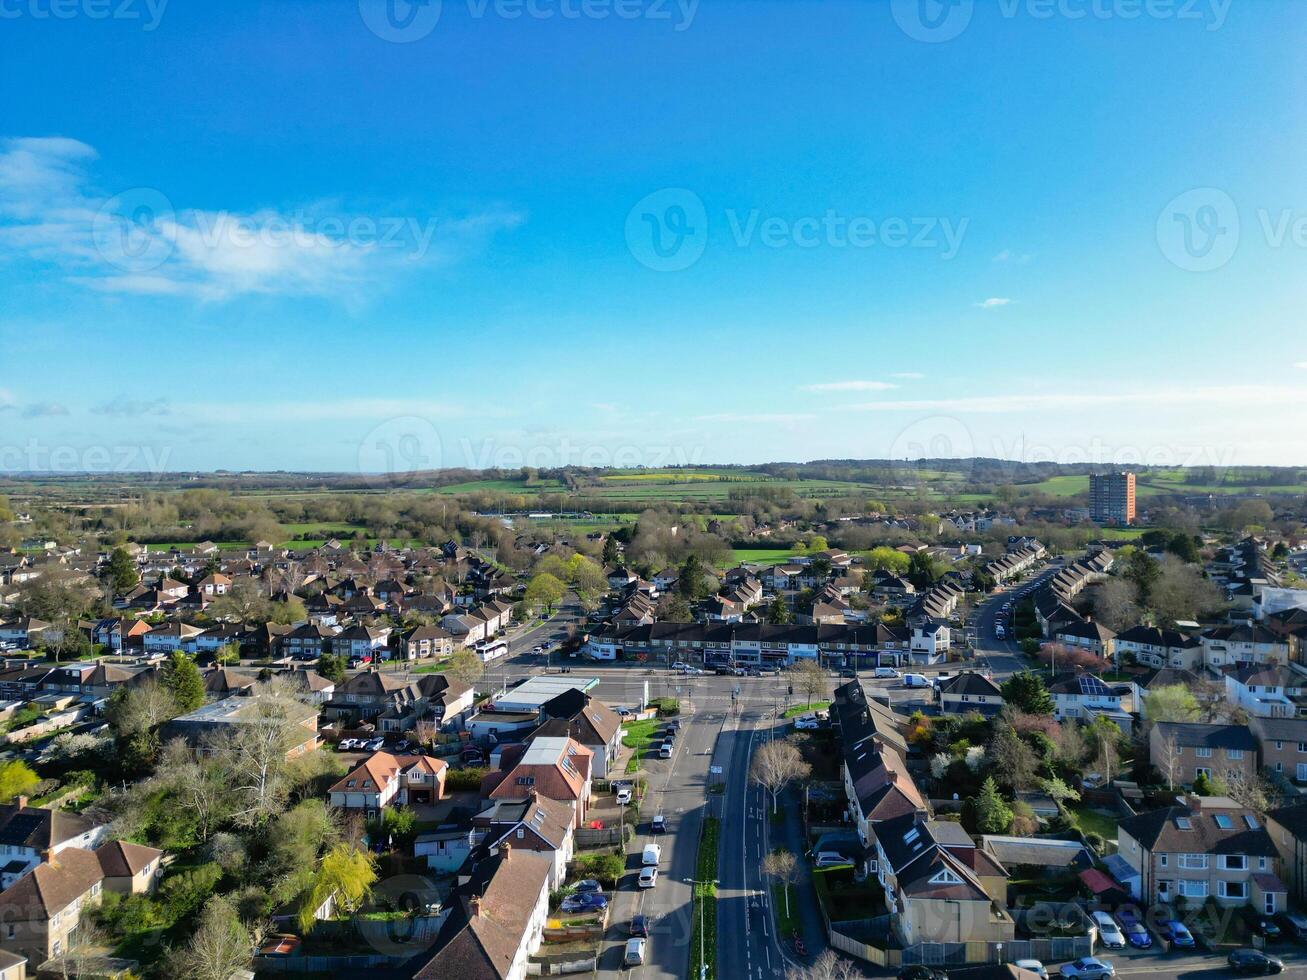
897, 968, 947, 980
1228, 948, 1284, 974
629, 914, 649, 937
1245, 910, 1282, 940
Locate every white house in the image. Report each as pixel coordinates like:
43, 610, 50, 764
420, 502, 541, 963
1224, 665, 1307, 719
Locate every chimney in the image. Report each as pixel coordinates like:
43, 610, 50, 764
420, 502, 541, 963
500, 841, 511, 861
15, 796, 26, 810
469, 894, 482, 917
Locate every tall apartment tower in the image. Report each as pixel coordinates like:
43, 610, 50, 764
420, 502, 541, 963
1089, 471, 1136, 525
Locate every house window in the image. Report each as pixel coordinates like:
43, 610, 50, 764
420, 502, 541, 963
1158, 854, 1168, 867
1276, 741, 1284, 750
1219, 880, 1247, 900
1178, 854, 1208, 870
1179, 880, 1208, 898
1297, 742, 1307, 753
1227, 749, 1245, 760
1221, 855, 1247, 871
1260, 857, 1268, 870
1195, 747, 1213, 758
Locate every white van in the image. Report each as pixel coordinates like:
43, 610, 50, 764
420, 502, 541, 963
873, 666, 900, 679
642, 843, 662, 866
813, 851, 849, 867
902, 673, 930, 689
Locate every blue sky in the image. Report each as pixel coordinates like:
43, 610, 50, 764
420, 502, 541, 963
2, 0, 1306, 474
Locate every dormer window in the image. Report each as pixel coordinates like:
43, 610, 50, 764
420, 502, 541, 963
929, 868, 963, 885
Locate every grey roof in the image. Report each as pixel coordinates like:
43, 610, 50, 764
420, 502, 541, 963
1153, 723, 1258, 751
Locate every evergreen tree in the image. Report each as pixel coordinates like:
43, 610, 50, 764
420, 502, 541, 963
766, 595, 791, 625
1001, 672, 1054, 715
602, 536, 620, 566
973, 776, 1013, 834
317, 652, 347, 684
162, 651, 206, 713
106, 547, 140, 593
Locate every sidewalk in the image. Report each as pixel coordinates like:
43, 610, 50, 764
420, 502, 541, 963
767, 784, 828, 965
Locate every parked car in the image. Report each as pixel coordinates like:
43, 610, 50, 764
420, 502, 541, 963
1015, 960, 1047, 979
560, 892, 608, 913
1114, 908, 1151, 949
813, 851, 849, 867
873, 666, 901, 678
896, 968, 947, 980
1244, 910, 1282, 940
794, 716, 821, 731
642, 843, 662, 866
1277, 911, 1307, 942
638, 866, 658, 888
671, 661, 691, 671
629, 914, 649, 937
338, 738, 358, 750
1158, 920, 1195, 947
572, 879, 603, 895
1092, 910, 1126, 949
658, 743, 673, 759
366, 737, 385, 751
902, 673, 931, 688
392, 739, 412, 753
650, 814, 666, 833
624, 938, 647, 966
1058, 958, 1115, 979
615, 706, 633, 718
1228, 948, 1285, 974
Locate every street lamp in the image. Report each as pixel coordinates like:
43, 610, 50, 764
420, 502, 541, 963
686, 876, 720, 980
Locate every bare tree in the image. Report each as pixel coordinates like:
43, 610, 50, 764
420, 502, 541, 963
786, 948, 864, 980
787, 659, 828, 708
1223, 769, 1282, 815
750, 739, 811, 813
209, 679, 312, 827
1156, 733, 1182, 790
171, 895, 255, 980
762, 849, 799, 918
411, 717, 439, 751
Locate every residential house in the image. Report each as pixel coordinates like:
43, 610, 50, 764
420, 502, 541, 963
1201, 624, 1291, 669
1115, 625, 1201, 670
141, 621, 204, 655
871, 810, 1014, 946
328, 751, 447, 814
417, 794, 574, 886
1118, 796, 1283, 911
1051, 620, 1116, 661
936, 672, 1004, 717
162, 691, 319, 756
1266, 802, 1307, 903
485, 736, 593, 828
1148, 723, 1258, 788
1224, 664, 1307, 719
407, 846, 553, 980
1250, 716, 1307, 782
279, 622, 339, 661
398, 625, 455, 661
1048, 673, 1129, 729
0, 621, 49, 650
0, 801, 106, 891
95, 840, 163, 895
537, 690, 623, 778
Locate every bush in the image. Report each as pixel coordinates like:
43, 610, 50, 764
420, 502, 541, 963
445, 766, 487, 792
97, 891, 162, 934
571, 851, 626, 885
159, 862, 223, 924
650, 698, 680, 716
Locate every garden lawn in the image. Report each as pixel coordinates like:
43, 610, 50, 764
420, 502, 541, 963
621, 718, 664, 774
1067, 804, 1118, 845
782, 701, 831, 719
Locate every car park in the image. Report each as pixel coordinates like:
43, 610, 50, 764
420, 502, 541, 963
1228, 948, 1284, 974
638, 866, 658, 888
624, 938, 647, 966
1158, 920, 1195, 947
1114, 908, 1151, 949
1058, 958, 1115, 979
1091, 911, 1126, 949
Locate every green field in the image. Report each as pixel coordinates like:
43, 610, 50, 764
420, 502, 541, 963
728, 548, 802, 567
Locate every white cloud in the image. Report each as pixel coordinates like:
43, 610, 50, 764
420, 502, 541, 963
799, 380, 899, 393
992, 249, 1032, 263
975, 297, 1012, 309
0, 137, 524, 301
1296, 361, 1307, 370
696, 412, 816, 424
848, 385, 1307, 414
